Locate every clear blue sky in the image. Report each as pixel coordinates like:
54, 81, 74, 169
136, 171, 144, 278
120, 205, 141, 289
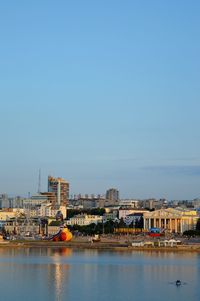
0, 0, 200, 200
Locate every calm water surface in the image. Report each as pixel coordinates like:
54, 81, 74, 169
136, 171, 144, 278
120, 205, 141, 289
0, 247, 199, 301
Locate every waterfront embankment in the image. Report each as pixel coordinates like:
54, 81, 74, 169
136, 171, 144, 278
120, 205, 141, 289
1, 237, 200, 252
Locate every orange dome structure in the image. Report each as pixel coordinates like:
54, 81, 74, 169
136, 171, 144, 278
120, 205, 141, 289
52, 227, 73, 242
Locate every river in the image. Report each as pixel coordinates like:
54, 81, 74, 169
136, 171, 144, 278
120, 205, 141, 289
0, 247, 199, 301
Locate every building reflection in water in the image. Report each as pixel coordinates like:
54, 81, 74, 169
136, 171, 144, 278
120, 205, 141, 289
0, 247, 73, 301
0, 248, 199, 301
47, 248, 72, 301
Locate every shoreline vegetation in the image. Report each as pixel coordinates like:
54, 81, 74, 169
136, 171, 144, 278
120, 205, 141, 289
0, 238, 200, 252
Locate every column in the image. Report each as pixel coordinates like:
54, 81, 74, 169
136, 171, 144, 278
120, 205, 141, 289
180, 219, 183, 234
169, 219, 172, 232
149, 218, 151, 230
164, 219, 166, 230
161, 219, 164, 229
143, 218, 146, 231
175, 219, 178, 233
159, 218, 161, 229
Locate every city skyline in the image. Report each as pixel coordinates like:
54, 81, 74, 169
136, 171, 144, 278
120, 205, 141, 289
1, 1, 200, 199
1, 171, 200, 202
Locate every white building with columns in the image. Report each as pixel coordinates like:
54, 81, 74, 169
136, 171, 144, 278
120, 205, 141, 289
143, 208, 199, 233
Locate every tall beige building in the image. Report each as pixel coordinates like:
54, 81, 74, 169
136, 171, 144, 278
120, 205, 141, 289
48, 176, 69, 206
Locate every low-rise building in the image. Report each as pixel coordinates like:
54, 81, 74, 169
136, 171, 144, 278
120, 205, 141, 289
24, 204, 66, 219
119, 199, 139, 208
23, 194, 48, 208
119, 208, 148, 220
0, 210, 16, 221
66, 214, 102, 226
69, 196, 106, 209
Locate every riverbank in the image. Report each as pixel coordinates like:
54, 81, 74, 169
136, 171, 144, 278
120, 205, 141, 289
1, 239, 200, 252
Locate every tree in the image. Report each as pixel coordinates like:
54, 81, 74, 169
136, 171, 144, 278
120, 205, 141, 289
183, 230, 200, 237
196, 218, 200, 231
103, 220, 115, 234
118, 218, 126, 228
135, 217, 144, 229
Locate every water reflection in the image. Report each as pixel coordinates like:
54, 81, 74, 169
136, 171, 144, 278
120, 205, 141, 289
47, 248, 72, 301
0, 248, 199, 301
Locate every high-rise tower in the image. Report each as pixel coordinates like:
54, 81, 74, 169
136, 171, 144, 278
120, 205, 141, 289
48, 176, 69, 206
106, 188, 119, 205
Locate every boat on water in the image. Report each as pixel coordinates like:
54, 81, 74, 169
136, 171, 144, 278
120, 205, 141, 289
176, 280, 181, 286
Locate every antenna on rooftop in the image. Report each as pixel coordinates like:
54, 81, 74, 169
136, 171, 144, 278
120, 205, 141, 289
38, 168, 41, 194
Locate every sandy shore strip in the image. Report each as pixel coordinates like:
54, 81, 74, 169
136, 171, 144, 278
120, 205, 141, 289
0, 239, 200, 252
